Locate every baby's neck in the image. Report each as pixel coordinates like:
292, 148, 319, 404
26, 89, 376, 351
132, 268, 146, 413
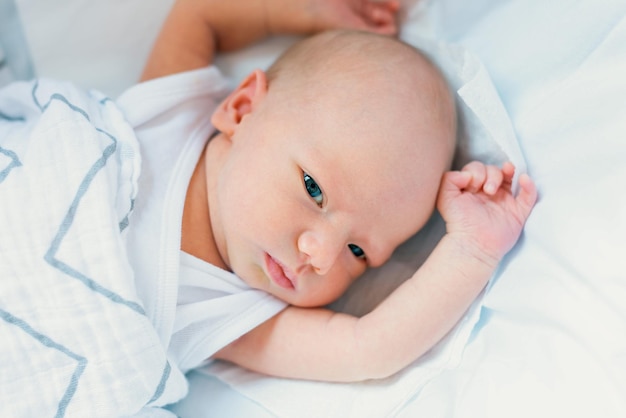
181, 142, 228, 270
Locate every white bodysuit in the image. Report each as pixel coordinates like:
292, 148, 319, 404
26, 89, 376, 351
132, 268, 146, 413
116, 67, 287, 374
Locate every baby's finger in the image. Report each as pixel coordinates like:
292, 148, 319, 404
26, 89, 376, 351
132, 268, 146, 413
483, 165, 504, 195
363, 0, 399, 34
365, 0, 400, 15
501, 161, 515, 185
461, 161, 487, 193
515, 173, 538, 218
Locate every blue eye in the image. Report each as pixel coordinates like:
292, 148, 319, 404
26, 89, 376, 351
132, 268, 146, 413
303, 173, 323, 206
348, 243, 366, 259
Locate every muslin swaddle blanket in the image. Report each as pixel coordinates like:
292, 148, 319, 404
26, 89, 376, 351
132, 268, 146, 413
0, 79, 186, 417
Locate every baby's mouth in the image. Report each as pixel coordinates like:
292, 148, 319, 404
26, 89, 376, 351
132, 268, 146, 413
265, 253, 296, 290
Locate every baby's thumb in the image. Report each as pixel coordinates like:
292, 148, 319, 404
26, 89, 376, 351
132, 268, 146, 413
437, 171, 471, 210
441, 171, 472, 193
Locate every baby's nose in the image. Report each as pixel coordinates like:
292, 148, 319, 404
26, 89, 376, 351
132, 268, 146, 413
297, 228, 345, 276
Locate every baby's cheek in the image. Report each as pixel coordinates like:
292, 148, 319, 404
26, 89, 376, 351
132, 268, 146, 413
337, 262, 366, 294
349, 260, 368, 283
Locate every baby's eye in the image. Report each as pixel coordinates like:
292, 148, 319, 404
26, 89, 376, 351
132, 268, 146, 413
348, 243, 366, 260
303, 173, 323, 206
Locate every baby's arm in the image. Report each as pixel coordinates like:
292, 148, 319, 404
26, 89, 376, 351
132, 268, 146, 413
141, 0, 399, 81
216, 162, 537, 381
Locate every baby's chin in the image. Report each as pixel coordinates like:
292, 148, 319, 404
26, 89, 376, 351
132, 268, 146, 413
282, 288, 345, 309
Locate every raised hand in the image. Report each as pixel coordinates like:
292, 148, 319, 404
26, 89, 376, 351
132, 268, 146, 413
265, 0, 400, 36
437, 161, 538, 267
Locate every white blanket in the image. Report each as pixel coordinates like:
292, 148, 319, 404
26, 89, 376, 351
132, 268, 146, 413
0, 79, 185, 417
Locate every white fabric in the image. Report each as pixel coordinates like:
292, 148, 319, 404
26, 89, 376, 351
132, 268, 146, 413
117, 66, 286, 373
0, 79, 184, 416
116, 67, 229, 347
172, 252, 286, 373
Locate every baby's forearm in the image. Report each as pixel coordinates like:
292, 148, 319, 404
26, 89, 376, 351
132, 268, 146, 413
142, 0, 218, 81
353, 234, 496, 379
141, 0, 328, 81
141, 0, 274, 81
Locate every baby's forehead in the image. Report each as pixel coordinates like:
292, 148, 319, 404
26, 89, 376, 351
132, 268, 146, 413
301, 132, 434, 206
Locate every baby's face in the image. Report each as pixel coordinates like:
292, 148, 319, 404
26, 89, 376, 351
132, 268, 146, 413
209, 73, 451, 307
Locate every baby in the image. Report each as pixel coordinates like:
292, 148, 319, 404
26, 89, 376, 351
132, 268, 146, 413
139, 0, 536, 383
131, 0, 537, 382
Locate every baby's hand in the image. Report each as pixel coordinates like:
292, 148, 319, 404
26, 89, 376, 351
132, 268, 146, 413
267, 0, 400, 36
437, 162, 538, 267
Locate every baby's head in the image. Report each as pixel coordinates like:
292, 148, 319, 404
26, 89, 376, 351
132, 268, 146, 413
209, 30, 456, 307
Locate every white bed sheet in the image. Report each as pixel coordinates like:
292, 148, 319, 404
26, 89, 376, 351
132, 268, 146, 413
9, 0, 626, 417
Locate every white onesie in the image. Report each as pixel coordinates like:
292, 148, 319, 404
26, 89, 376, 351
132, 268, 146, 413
116, 67, 287, 374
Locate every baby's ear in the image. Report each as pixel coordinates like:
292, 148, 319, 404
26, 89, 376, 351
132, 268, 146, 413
211, 69, 268, 137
